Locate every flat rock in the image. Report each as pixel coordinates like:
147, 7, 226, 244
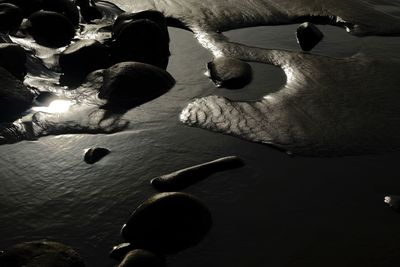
0, 240, 85, 267
0, 66, 33, 120
26, 10, 75, 47
0, 43, 26, 80
121, 192, 212, 254
84, 147, 110, 164
59, 39, 109, 84
296, 22, 324, 51
0, 3, 23, 31
207, 57, 252, 89
118, 250, 165, 267
98, 61, 175, 109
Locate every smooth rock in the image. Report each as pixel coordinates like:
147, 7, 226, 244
118, 250, 165, 267
26, 11, 75, 47
0, 3, 23, 31
0, 43, 26, 80
59, 39, 109, 84
98, 62, 175, 109
74, 0, 102, 22
121, 192, 212, 254
296, 22, 324, 51
385, 195, 400, 212
42, 0, 80, 26
0, 66, 33, 119
0, 240, 85, 267
0, 0, 43, 17
109, 243, 136, 261
84, 147, 110, 164
111, 19, 170, 69
207, 57, 252, 89
34, 91, 58, 106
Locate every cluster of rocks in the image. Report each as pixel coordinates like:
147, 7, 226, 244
110, 192, 213, 267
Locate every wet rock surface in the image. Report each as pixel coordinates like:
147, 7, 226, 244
0, 3, 23, 31
84, 147, 110, 164
296, 22, 324, 51
121, 192, 212, 254
0, 240, 85, 267
98, 61, 175, 109
110, 243, 136, 261
34, 91, 58, 106
0, 66, 33, 119
0, 43, 26, 80
118, 250, 165, 267
59, 39, 109, 85
207, 57, 252, 89
25, 10, 75, 47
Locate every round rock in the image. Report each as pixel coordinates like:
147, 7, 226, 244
118, 250, 165, 267
84, 147, 110, 164
42, 0, 80, 26
0, 0, 43, 17
0, 66, 33, 119
98, 62, 175, 108
109, 243, 136, 261
0, 240, 85, 267
207, 57, 252, 89
111, 19, 170, 69
296, 22, 324, 51
26, 10, 75, 47
0, 3, 23, 31
121, 192, 212, 254
0, 43, 26, 80
59, 39, 109, 84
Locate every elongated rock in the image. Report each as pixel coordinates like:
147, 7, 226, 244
151, 156, 244, 192
0, 240, 85, 267
121, 192, 212, 254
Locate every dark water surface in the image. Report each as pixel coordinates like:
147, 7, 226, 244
1, 0, 400, 266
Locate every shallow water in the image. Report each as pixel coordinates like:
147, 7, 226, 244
2, 0, 400, 266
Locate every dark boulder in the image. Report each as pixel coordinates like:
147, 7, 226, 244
207, 57, 252, 89
0, 240, 85, 267
296, 22, 324, 51
84, 147, 110, 164
34, 91, 58, 106
121, 192, 212, 254
0, 43, 26, 80
98, 62, 175, 109
59, 39, 109, 85
74, 0, 102, 22
110, 19, 170, 69
0, 3, 23, 31
110, 243, 136, 261
42, 0, 80, 26
118, 250, 165, 267
25, 10, 75, 47
0, 66, 33, 119
0, 0, 43, 17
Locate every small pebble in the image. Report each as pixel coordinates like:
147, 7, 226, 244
207, 57, 252, 89
84, 147, 110, 164
109, 243, 136, 261
296, 22, 324, 51
385, 195, 400, 212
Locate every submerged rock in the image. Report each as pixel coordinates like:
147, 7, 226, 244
121, 192, 212, 254
207, 57, 252, 89
25, 10, 75, 47
98, 62, 175, 109
111, 18, 170, 69
34, 91, 58, 106
42, 0, 80, 26
0, 0, 42, 17
118, 250, 165, 267
296, 22, 324, 51
384, 195, 400, 212
109, 243, 136, 261
59, 39, 109, 85
0, 3, 23, 31
84, 147, 110, 164
0, 66, 33, 119
74, 0, 102, 22
0, 240, 85, 267
0, 43, 26, 80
